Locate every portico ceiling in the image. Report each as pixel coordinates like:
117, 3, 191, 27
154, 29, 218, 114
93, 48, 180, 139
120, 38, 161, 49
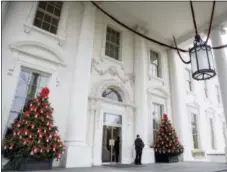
99, 1, 227, 46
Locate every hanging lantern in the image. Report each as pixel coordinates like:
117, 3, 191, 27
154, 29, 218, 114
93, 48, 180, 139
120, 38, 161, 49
189, 35, 216, 80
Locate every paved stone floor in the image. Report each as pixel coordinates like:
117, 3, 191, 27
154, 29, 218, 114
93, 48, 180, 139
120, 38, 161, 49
9, 162, 227, 172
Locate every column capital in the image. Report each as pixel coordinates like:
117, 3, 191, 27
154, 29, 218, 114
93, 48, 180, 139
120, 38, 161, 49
134, 24, 148, 35
212, 25, 226, 35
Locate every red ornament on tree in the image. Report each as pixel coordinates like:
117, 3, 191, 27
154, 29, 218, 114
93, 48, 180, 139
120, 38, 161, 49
41, 87, 50, 97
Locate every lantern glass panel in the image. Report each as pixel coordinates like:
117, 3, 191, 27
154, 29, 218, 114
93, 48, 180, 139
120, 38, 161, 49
191, 49, 197, 74
197, 46, 209, 71
207, 48, 215, 70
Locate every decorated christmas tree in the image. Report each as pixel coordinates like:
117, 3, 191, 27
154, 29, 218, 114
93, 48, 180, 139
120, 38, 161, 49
154, 114, 184, 156
3, 87, 64, 165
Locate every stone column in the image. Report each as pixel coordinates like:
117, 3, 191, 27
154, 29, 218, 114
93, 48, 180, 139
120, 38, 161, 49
168, 50, 193, 161
134, 25, 149, 144
133, 26, 154, 163
64, 2, 96, 167
210, 27, 227, 162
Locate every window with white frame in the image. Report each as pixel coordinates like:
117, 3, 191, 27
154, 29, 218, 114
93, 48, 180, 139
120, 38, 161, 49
33, 1, 63, 34
105, 26, 121, 60
204, 81, 208, 98
216, 85, 221, 103
6, 67, 49, 129
191, 113, 199, 149
185, 69, 192, 91
209, 118, 216, 149
152, 103, 163, 145
150, 50, 160, 78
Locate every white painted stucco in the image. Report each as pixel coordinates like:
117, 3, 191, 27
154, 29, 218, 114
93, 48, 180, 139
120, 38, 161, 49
2, 1, 226, 168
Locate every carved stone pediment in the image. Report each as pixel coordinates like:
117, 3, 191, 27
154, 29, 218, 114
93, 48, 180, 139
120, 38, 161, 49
9, 41, 66, 67
91, 58, 135, 85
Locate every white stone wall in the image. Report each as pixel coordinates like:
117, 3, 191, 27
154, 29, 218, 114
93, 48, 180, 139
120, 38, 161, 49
2, 1, 84, 146
2, 1, 226, 167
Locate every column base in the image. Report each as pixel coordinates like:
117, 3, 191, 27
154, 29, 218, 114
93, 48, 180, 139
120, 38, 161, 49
142, 147, 155, 164
63, 142, 92, 168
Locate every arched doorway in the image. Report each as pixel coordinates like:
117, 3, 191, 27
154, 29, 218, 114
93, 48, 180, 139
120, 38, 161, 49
101, 88, 122, 164
91, 79, 134, 166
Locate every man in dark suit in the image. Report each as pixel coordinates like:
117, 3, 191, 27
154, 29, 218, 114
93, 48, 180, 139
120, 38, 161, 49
114, 137, 120, 163
134, 134, 144, 165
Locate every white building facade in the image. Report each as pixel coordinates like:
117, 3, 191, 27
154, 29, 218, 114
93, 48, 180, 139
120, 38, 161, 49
2, 1, 227, 168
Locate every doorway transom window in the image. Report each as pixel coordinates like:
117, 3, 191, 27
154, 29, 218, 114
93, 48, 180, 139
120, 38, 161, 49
102, 88, 122, 102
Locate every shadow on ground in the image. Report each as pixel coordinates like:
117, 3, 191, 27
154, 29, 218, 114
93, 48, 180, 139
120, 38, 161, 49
3, 162, 227, 172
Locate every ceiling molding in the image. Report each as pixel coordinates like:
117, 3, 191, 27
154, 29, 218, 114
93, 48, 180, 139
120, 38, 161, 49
174, 10, 227, 46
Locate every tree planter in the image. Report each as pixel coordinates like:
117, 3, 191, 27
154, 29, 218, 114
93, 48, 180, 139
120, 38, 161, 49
155, 153, 179, 163
16, 158, 53, 171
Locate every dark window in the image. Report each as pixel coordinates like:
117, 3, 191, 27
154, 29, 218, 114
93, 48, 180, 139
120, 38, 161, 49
216, 85, 221, 103
185, 69, 192, 91
152, 103, 163, 145
191, 113, 199, 149
209, 118, 215, 149
33, 1, 63, 34
105, 27, 120, 60
204, 81, 208, 98
102, 88, 122, 102
150, 50, 160, 77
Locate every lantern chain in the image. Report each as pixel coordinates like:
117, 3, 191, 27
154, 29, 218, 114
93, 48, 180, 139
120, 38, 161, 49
205, 1, 216, 44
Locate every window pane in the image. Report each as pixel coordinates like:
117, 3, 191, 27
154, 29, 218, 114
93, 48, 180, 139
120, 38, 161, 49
102, 88, 122, 102
7, 112, 19, 128
46, 4, 55, 14
54, 8, 61, 16
11, 97, 26, 112
150, 52, 158, 65
42, 22, 50, 31
44, 14, 51, 23
152, 103, 163, 145
210, 118, 215, 149
191, 114, 198, 149
104, 113, 122, 125
52, 18, 59, 26
38, 1, 47, 10
50, 25, 57, 34
34, 18, 42, 28
36, 10, 44, 20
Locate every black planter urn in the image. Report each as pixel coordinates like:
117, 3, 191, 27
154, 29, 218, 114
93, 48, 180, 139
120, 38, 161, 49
16, 158, 53, 171
155, 153, 179, 163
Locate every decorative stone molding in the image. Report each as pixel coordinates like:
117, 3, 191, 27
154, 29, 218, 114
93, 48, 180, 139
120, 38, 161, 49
147, 86, 169, 98
9, 41, 66, 67
92, 78, 133, 104
91, 58, 135, 85
7, 64, 16, 76
186, 100, 201, 110
89, 96, 135, 109
56, 76, 60, 87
